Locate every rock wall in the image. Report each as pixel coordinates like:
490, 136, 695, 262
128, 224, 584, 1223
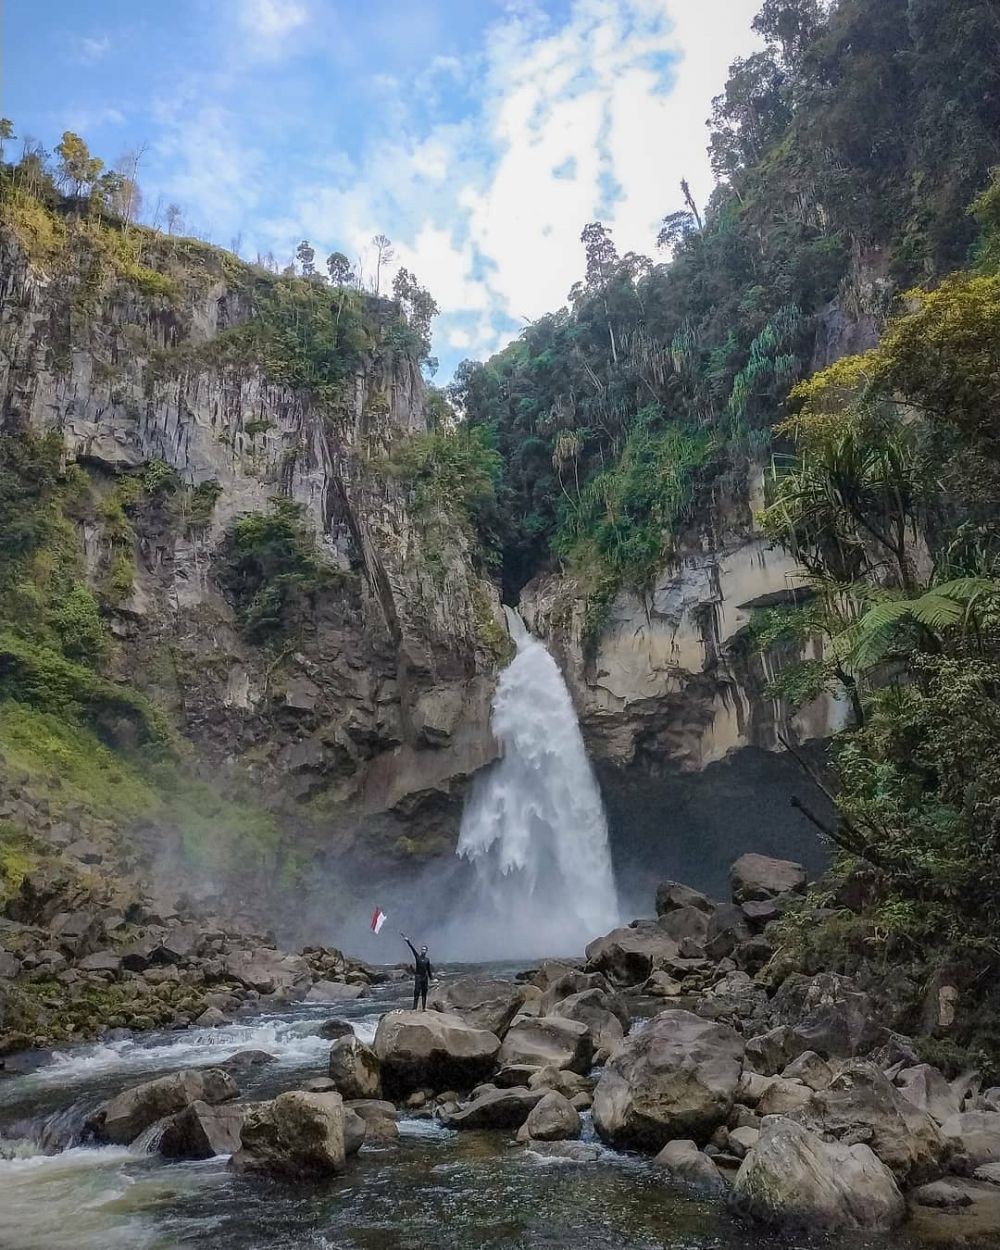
0, 230, 505, 881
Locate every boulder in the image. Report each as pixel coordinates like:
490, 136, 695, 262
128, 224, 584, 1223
519, 1091, 581, 1142
895, 1064, 962, 1125
911, 1180, 974, 1208
538, 970, 611, 1015
76, 951, 122, 976
442, 1086, 546, 1130
730, 854, 807, 905
427, 978, 526, 1037
195, 1007, 228, 1028
495, 1064, 540, 1088
497, 1016, 592, 1075
232, 1091, 346, 1177
781, 1051, 834, 1091
306, 980, 365, 1003
740, 899, 780, 930
745, 1026, 799, 1076
704, 905, 753, 962
549, 989, 627, 1053
224, 949, 311, 996
655, 881, 717, 917
218, 1050, 277, 1077
527, 1066, 592, 1099
585, 922, 679, 986
771, 973, 882, 1060
942, 1112, 1000, 1168
654, 1139, 728, 1195
373, 1010, 500, 1096
345, 1099, 399, 1142
728, 1125, 760, 1159
657, 907, 711, 947
0, 950, 20, 979
643, 972, 682, 999
318, 1019, 355, 1041
343, 1107, 366, 1157
96, 1068, 238, 1144
159, 1100, 244, 1159
809, 1061, 948, 1184
756, 1078, 816, 1117
592, 1010, 744, 1150
729, 1115, 904, 1231
328, 1036, 381, 1100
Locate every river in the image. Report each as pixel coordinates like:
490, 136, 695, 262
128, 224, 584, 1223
0, 962, 920, 1250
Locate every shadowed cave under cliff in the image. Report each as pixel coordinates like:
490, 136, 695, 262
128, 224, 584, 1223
600, 744, 834, 915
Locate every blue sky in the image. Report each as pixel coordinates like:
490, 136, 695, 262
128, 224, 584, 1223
3, 0, 761, 376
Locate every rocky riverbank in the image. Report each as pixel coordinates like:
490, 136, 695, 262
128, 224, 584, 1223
12, 850, 1000, 1243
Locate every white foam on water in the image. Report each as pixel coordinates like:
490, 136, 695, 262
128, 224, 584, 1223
23, 1016, 333, 1088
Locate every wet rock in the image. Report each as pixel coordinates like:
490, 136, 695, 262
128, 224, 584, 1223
730, 854, 807, 905
317, 1019, 355, 1041
305, 979, 365, 1003
974, 1163, 1000, 1184
373, 1010, 501, 1096
232, 1090, 346, 1177
443, 1086, 546, 1130
585, 922, 680, 986
328, 1035, 381, 1100
345, 1099, 399, 1142
303, 1078, 338, 1093
519, 1091, 582, 1142
427, 977, 527, 1037
912, 1180, 974, 1208
218, 1050, 277, 1077
549, 988, 627, 1053
654, 1139, 729, 1194
343, 1106, 367, 1156
655, 882, 717, 917
160, 1099, 245, 1159
527, 1066, 592, 1098
95, 1067, 239, 1144
592, 1009, 745, 1150
729, 1115, 904, 1231
224, 949, 311, 996
497, 1016, 593, 1075
194, 1007, 228, 1028
526, 1140, 603, 1163
495, 1064, 540, 1088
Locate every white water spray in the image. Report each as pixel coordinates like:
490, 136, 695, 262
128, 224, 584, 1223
447, 608, 619, 958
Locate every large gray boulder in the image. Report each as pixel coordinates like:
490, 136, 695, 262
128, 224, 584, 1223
231, 1091, 346, 1177
655, 881, 717, 917
656, 906, 711, 947
343, 1107, 366, 1156
345, 1099, 399, 1142
373, 1010, 500, 1096
538, 970, 612, 1015
729, 1115, 905, 1231
808, 1061, 948, 1184
520, 1091, 581, 1142
730, 854, 807, 905
224, 949, 311, 996
549, 989, 627, 1053
442, 1086, 546, 1130
942, 1112, 1000, 1168
585, 922, 680, 986
497, 1016, 593, 1075
159, 1100, 244, 1159
427, 978, 527, 1037
95, 1068, 238, 1144
895, 1064, 962, 1125
653, 1139, 728, 1195
306, 980, 365, 1003
770, 973, 882, 1060
328, 1035, 381, 1100
592, 1010, 744, 1150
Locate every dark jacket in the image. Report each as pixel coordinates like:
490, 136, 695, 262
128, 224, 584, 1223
405, 938, 433, 982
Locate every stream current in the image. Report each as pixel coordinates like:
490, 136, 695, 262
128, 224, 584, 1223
0, 963, 926, 1250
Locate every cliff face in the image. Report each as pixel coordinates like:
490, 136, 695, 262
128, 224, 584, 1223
0, 229, 504, 877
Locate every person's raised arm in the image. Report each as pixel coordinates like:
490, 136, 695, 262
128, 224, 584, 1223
400, 931, 418, 959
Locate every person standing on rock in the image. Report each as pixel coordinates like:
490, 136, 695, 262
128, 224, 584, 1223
400, 932, 432, 1010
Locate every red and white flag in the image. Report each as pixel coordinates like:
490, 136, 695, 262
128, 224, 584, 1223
370, 906, 387, 935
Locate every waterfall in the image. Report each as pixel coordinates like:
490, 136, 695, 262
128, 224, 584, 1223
447, 607, 619, 959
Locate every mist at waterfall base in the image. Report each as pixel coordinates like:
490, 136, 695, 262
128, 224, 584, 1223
419, 610, 621, 961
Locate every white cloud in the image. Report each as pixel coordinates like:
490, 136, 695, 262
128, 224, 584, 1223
237, 0, 309, 55
77, 35, 111, 63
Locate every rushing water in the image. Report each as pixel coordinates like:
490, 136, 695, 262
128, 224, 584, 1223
447, 610, 620, 959
0, 965, 936, 1250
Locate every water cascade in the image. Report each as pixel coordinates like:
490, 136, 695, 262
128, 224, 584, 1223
448, 608, 620, 958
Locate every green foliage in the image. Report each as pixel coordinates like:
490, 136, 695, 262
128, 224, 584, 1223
49, 583, 107, 663
218, 497, 329, 642
555, 414, 712, 598
382, 424, 502, 530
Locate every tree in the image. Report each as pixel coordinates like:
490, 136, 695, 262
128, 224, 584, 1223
753, 0, 828, 67
392, 267, 439, 360
326, 251, 354, 286
0, 118, 14, 163
372, 233, 394, 295
295, 240, 316, 276
55, 131, 103, 197
580, 221, 620, 364
165, 203, 183, 235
